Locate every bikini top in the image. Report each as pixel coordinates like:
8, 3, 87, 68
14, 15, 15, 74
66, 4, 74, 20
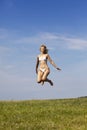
39, 55, 47, 61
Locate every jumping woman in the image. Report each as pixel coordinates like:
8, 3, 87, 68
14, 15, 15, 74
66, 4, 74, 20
36, 44, 61, 86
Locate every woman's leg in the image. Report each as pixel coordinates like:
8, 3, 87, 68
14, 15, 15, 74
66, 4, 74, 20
45, 78, 53, 86
42, 68, 53, 86
37, 70, 43, 83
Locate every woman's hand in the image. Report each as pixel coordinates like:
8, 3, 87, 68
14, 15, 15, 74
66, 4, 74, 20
56, 67, 61, 71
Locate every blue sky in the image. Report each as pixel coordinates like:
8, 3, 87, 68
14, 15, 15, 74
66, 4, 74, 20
0, 0, 87, 100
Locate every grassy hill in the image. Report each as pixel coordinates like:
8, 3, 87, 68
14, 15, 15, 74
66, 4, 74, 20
0, 98, 87, 130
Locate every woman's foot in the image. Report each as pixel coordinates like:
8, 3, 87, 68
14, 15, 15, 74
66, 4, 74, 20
49, 80, 53, 86
41, 81, 44, 85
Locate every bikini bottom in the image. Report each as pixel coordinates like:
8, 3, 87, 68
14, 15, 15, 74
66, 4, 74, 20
39, 68, 46, 72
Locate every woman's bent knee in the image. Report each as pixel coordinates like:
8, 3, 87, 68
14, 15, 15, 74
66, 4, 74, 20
37, 79, 41, 83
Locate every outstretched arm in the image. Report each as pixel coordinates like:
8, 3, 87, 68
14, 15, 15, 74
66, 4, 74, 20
47, 54, 61, 70
36, 57, 39, 74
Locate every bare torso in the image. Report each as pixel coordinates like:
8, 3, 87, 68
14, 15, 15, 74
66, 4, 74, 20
38, 54, 49, 70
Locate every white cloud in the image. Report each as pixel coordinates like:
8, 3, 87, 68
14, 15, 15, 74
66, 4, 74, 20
40, 32, 87, 50
0, 28, 87, 50
15, 32, 87, 50
63, 37, 87, 50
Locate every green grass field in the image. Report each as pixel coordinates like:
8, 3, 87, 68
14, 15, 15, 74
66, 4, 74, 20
0, 97, 87, 130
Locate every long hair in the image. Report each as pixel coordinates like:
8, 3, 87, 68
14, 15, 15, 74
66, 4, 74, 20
40, 44, 48, 54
